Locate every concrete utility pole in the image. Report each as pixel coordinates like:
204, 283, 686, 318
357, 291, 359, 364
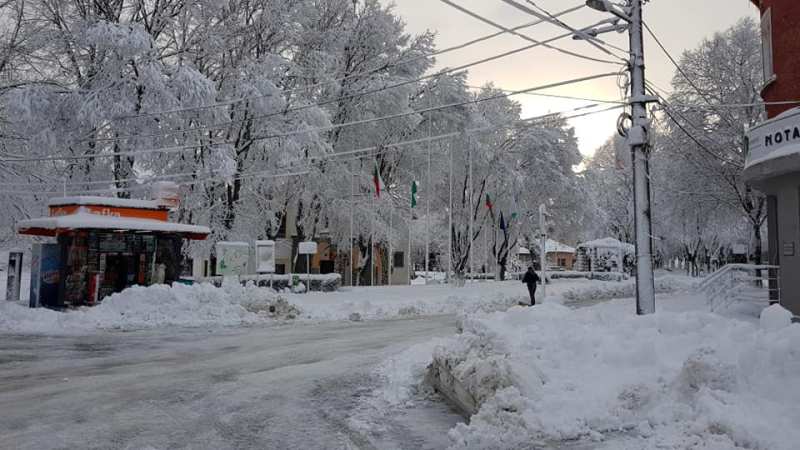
585, 0, 656, 315
626, 0, 656, 315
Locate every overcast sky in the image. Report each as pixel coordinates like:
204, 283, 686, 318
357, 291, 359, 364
385, 0, 757, 157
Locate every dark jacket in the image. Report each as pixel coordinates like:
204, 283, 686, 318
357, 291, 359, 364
522, 270, 540, 286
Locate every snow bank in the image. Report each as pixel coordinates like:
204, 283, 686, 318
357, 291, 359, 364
432, 301, 800, 449
558, 274, 695, 305
0, 281, 296, 334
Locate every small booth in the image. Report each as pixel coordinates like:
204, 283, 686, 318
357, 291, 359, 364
17, 196, 209, 309
575, 238, 635, 273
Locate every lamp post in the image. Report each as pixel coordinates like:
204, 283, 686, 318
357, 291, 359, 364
584, 0, 656, 315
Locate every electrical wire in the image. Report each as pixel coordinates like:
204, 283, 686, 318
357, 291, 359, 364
465, 84, 625, 104
61, 3, 589, 133
642, 20, 743, 131
0, 72, 618, 164
648, 85, 744, 169
439, 0, 620, 65
66, 18, 620, 148
499, 0, 629, 63
0, 102, 623, 194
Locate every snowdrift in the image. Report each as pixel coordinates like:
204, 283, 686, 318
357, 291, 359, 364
0, 281, 295, 334
429, 301, 800, 449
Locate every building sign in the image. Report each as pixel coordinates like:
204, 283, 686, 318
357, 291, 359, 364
745, 109, 800, 170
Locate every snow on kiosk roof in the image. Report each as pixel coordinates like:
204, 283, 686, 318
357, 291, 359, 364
577, 237, 635, 254
17, 213, 210, 240
17, 196, 209, 240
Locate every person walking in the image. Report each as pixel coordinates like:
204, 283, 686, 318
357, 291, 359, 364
522, 266, 540, 306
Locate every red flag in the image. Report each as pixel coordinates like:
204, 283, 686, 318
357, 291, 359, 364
373, 161, 385, 198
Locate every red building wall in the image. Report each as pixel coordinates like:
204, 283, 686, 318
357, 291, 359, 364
752, 0, 800, 118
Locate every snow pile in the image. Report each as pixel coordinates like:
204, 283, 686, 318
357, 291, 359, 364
760, 303, 793, 332
432, 302, 800, 449
559, 275, 695, 304
0, 281, 298, 334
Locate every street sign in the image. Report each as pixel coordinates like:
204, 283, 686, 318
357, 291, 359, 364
298, 241, 318, 255
298, 241, 317, 294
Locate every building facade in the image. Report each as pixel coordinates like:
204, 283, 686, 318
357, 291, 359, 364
745, 0, 800, 316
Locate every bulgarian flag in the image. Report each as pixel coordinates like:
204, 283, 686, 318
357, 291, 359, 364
373, 161, 385, 198
411, 180, 418, 208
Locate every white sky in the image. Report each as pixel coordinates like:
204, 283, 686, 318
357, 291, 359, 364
386, 0, 757, 157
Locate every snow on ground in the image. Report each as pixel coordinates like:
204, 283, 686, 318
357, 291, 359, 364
0, 273, 692, 335
416, 294, 800, 449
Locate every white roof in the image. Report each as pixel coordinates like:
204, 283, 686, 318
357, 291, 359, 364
216, 241, 250, 247
48, 196, 162, 210
545, 239, 575, 254
17, 213, 209, 237
578, 237, 635, 254
518, 247, 531, 255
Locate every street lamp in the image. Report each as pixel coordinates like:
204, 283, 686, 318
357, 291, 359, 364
585, 0, 631, 22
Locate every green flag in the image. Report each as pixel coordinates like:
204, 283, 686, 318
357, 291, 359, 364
411, 180, 418, 208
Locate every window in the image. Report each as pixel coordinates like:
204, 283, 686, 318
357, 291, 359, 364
393, 251, 405, 268
761, 8, 775, 82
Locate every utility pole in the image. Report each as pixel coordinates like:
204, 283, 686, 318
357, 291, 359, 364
584, 0, 655, 315
626, 0, 656, 315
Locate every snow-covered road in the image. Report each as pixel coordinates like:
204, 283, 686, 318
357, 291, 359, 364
0, 316, 463, 450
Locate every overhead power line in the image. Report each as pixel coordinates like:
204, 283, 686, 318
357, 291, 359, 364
642, 20, 744, 131
439, 0, 619, 65
500, 0, 629, 62
69, 17, 621, 147
466, 84, 625, 104
1, 102, 623, 194
1, 72, 618, 164
64, 2, 588, 131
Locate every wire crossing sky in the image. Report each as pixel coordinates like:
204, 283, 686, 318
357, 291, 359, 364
389, 0, 757, 156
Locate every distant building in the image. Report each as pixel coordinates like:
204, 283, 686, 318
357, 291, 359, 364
517, 239, 576, 270
745, 0, 800, 316
575, 238, 635, 273
545, 239, 576, 270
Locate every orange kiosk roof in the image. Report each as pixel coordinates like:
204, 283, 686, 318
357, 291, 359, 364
17, 196, 210, 240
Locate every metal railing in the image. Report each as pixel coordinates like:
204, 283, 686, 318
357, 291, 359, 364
698, 264, 780, 312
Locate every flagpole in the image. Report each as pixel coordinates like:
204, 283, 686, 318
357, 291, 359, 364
468, 137, 473, 283
350, 161, 355, 287
386, 203, 394, 286
425, 87, 431, 284
483, 223, 487, 281
408, 205, 412, 285
371, 189, 375, 287
448, 141, 453, 283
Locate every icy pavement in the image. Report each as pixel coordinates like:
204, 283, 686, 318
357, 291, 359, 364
0, 316, 465, 450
